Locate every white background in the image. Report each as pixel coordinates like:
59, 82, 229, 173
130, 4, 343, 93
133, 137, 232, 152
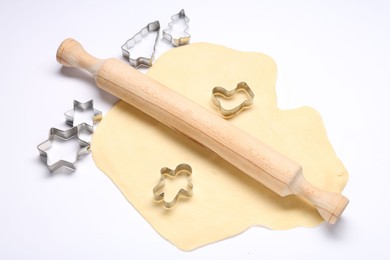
1, 0, 389, 259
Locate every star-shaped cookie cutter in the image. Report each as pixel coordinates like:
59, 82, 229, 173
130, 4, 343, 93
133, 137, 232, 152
37, 123, 91, 173
121, 20, 160, 68
162, 9, 190, 47
153, 164, 193, 209
211, 82, 255, 118
64, 100, 102, 132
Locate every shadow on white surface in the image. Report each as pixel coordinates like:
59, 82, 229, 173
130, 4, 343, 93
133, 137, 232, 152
321, 217, 349, 240
58, 66, 119, 106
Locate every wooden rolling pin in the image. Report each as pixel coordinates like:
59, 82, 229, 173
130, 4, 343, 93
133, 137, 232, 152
57, 38, 348, 224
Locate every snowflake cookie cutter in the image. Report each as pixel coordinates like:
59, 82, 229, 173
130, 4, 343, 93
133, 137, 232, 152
162, 9, 190, 47
153, 163, 193, 209
37, 123, 91, 173
211, 82, 255, 118
121, 20, 160, 68
64, 100, 102, 132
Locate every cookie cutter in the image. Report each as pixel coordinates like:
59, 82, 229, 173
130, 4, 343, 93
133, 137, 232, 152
153, 163, 193, 209
64, 100, 102, 132
163, 9, 190, 47
211, 82, 255, 118
37, 123, 91, 173
121, 20, 160, 68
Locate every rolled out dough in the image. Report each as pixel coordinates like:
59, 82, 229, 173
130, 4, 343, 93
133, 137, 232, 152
91, 43, 349, 251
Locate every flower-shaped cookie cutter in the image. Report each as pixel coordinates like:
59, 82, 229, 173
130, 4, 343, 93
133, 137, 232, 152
37, 123, 91, 173
211, 82, 255, 118
153, 163, 193, 209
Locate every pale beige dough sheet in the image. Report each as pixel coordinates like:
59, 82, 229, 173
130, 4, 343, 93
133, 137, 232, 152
91, 43, 349, 251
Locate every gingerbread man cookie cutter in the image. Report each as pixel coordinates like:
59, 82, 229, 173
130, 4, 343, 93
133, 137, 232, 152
211, 82, 255, 118
153, 163, 193, 209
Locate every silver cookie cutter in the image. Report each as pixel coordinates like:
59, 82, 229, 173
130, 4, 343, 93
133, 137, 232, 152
121, 20, 160, 68
211, 82, 255, 118
163, 9, 190, 47
37, 123, 91, 173
153, 163, 193, 209
64, 100, 102, 132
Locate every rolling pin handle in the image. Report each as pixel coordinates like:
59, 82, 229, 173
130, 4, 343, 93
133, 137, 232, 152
56, 38, 103, 76
290, 173, 349, 224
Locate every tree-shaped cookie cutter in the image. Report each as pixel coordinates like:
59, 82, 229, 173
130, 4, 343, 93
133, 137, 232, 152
121, 20, 160, 68
162, 9, 190, 47
211, 82, 255, 118
153, 163, 193, 209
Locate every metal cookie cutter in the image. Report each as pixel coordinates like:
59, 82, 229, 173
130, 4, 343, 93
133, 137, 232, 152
211, 82, 255, 118
153, 163, 193, 209
163, 9, 190, 47
121, 20, 160, 68
64, 100, 102, 132
37, 123, 91, 173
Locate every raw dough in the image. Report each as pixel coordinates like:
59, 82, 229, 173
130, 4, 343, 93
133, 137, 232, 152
91, 43, 349, 251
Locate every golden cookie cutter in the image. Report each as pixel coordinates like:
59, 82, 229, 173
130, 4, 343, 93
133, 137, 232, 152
211, 82, 255, 118
153, 163, 193, 209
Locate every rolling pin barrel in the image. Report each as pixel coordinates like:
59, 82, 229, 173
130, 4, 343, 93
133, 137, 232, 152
56, 38, 348, 224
